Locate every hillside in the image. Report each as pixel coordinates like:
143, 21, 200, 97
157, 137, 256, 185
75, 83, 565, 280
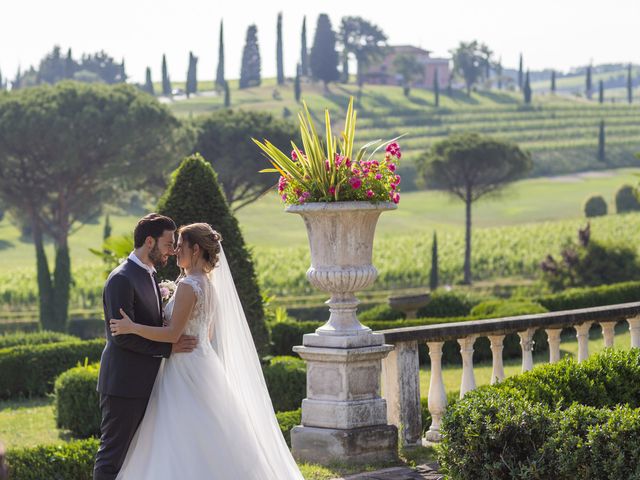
164, 79, 640, 190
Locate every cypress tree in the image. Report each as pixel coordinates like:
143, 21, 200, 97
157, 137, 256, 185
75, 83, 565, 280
518, 53, 523, 91
161, 54, 172, 96
599, 79, 604, 104
309, 13, 340, 92
157, 154, 269, 355
239, 25, 261, 89
429, 232, 439, 291
585, 65, 592, 99
523, 70, 532, 104
0, 69, 3, 91
598, 120, 606, 162
144, 67, 154, 95
434, 71, 440, 107
294, 63, 301, 102
301, 16, 310, 76
551, 70, 556, 93
186, 51, 198, 98
224, 80, 231, 107
103, 214, 112, 241
64, 48, 75, 79
216, 20, 225, 88
627, 63, 633, 104
276, 12, 285, 85
496, 57, 503, 89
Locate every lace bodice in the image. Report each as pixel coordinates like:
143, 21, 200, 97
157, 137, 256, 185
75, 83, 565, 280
164, 275, 212, 342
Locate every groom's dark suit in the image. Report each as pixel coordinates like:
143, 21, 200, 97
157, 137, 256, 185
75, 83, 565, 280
94, 258, 172, 480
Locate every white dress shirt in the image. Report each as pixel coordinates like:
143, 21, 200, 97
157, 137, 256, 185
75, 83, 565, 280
128, 252, 161, 315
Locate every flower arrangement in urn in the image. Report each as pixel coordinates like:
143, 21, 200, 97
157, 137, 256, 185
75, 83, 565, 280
253, 97, 402, 205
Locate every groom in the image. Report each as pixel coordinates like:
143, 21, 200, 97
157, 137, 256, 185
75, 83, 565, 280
94, 213, 198, 480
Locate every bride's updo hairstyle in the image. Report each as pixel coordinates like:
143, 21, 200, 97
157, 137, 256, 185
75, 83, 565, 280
178, 223, 223, 272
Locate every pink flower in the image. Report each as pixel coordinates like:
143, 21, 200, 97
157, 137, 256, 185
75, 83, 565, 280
366, 189, 374, 198
329, 186, 336, 195
387, 163, 396, 172
349, 177, 362, 190
298, 191, 311, 203
277, 176, 288, 192
335, 154, 344, 167
392, 192, 400, 204
386, 142, 401, 159
281, 194, 288, 201
375, 173, 383, 180
160, 287, 170, 298
325, 159, 331, 171
291, 150, 298, 161
391, 184, 396, 190
352, 168, 360, 175
395, 175, 401, 185
345, 158, 352, 168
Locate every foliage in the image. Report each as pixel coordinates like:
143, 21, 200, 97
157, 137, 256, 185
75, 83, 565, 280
584, 195, 608, 217
309, 14, 340, 88
263, 356, 306, 412
276, 408, 301, 447
615, 184, 640, 213
276, 13, 284, 85
33, 46, 125, 87
186, 52, 198, 97
254, 97, 402, 205
0, 331, 78, 349
338, 16, 387, 86
358, 304, 403, 322
193, 109, 297, 209
449, 41, 492, 95
470, 299, 547, 318
393, 55, 423, 97
157, 154, 269, 355
161, 54, 171, 96
239, 25, 261, 89
429, 232, 438, 290
416, 132, 532, 283
0, 339, 104, 399
54, 363, 101, 438
537, 280, 640, 311
523, 70, 532, 104
300, 17, 310, 77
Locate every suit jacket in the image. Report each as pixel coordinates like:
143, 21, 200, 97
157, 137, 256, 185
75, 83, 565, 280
97, 259, 172, 398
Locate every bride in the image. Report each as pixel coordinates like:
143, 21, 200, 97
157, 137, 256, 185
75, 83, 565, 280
109, 222, 304, 479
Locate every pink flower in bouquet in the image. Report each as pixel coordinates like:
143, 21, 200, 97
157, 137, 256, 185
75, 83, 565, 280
366, 189, 374, 198
375, 173, 383, 180
329, 186, 336, 195
281, 194, 288, 201
335, 154, 345, 167
345, 158, 352, 168
394, 175, 401, 185
349, 177, 362, 190
392, 192, 401, 204
386, 142, 401, 159
291, 150, 298, 161
387, 163, 396, 172
277, 176, 288, 193
325, 160, 331, 171
298, 191, 311, 203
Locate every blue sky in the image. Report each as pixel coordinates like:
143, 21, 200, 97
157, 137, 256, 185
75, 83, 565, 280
1, 0, 638, 83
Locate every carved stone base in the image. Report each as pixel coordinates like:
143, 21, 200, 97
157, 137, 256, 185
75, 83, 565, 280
291, 424, 398, 465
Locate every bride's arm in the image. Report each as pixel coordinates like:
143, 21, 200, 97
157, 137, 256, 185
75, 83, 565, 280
110, 283, 196, 343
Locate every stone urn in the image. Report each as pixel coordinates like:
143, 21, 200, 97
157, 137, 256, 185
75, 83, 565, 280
287, 201, 399, 465
388, 293, 431, 319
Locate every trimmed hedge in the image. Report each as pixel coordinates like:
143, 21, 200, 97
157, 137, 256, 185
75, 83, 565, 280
439, 349, 640, 479
0, 339, 104, 399
276, 408, 301, 447
0, 330, 78, 349
263, 356, 306, 412
6, 438, 99, 480
537, 280, 640, 311
0, 320, 39, 335
584, 194, 608, 217
55, 364, 101, 438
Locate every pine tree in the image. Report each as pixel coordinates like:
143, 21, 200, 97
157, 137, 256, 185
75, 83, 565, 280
216, 20, 225, 88
309, 14, 340, 92
585, 65, 592, 99
627, 63, 633, 104
161, 54, 172, 96
429, 231, 439, 291
434, 71, 440, 107
551, 70, 556, 93
294, 63, 301, 102
186, 51, 198, 98
157, 154, 269, 355
224, 81, 231, 107
598, 120, 606, 162
143, 67, 154, 95
523, 70, 532, 104
301, 16, 310, 76
276, 12, 285, 85
599, 79, 604, 104
518, 53, 523, 91
239, 25, 261, 89
103, 214, 112, 241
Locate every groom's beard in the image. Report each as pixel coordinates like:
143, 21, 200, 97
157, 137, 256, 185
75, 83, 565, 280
149, 243, 169, 268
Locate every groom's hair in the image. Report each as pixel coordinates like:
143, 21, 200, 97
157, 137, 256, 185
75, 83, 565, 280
134, 213, 177, 248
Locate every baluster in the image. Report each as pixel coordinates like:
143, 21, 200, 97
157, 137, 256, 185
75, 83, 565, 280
381, 340, 421, 447
458, 336, 477, 398
488, 335, 505, 384
545, 328, 562, 363
600, 321, 616, 348
518, 328, 535, 372
575, 322, 593, 362
628, 316, 640, 348
425, 341, 447, 443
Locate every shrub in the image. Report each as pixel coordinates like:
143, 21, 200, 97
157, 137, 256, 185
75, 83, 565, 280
584, 195, 608, 217
0, 320, 39, 335
262, 356, 306, 412
6, 438, 99, 480
470, 299, 548, 318
358, 304, 403, 322
275, 408, 301, 447
157, 154, 269, 355
538, 280, 640, 311
54, 364, 101, 438
269, 321, 320, 356
0, 330, 78, 349
68, 318, 104, 339
0, 339, 104, 399
416, 290, 487, 318
615, 184, 640, 213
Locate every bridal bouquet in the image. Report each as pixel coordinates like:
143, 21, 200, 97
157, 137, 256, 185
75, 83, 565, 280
253, 97, 402, 206
158, 280, 177, 305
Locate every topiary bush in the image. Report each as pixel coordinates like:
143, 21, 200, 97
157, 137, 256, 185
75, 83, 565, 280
416, 290, 488, 318
263, 355, 306, 412
584, 195, 608, 217
157, 154, 269, 355
470, 299, 548, 318
439, 349, 640, 479
275, 408, 301, 447
358, 304, 404, 322
54, 363, 101, 438
538, 280, 640, 311
615, 184, 640, 213
0, 339, 104, 399
0, 330, 78, 349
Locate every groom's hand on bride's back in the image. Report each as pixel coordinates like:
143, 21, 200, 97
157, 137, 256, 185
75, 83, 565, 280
172, 335, 198, 353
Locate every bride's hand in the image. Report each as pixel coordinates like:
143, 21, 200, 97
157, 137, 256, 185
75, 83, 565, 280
110, 308, 135, 336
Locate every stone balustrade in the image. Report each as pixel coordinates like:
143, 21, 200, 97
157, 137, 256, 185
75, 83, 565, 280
378, 302, 640, 447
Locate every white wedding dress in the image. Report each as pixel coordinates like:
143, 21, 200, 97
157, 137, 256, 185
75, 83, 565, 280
117, 249, 304, 479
